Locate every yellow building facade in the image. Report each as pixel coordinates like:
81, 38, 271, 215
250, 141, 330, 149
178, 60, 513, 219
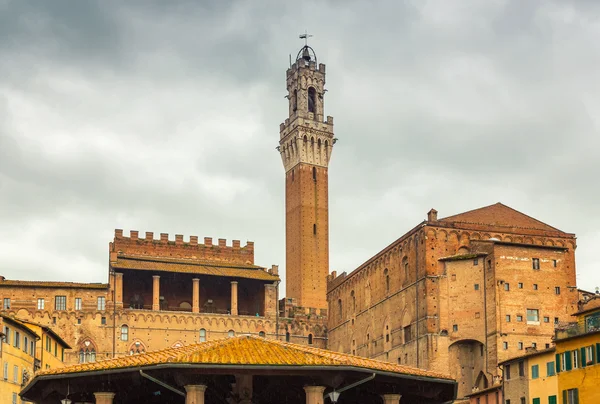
555, 304, 600, 404
16, 320, 70, 371
500, 348, 558, 404
0, 315, 38, 404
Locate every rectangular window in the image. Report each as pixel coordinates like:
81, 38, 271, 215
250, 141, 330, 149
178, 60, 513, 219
403, 325, 412, 343
453, 324, 458, 332
531, 364, 539, 379
54, 341, 57, 357
532, 258, 540, 270
518, 282, 523, 289
584, 345, 594, 365
504, 283, 510, 291
474, 258, 479, 266
560, 352, 567, 371
505, 364, 511, 379
564, 388, 578, 404
37, 298, 44, 310
46, 336, 51, 352
3, 298, 10, 309
518, 342, 523, 350
520, 397, 525, 404
554, 317, 559, 324
30, 341, 34, 356
553, 260, 557, 268
503, 342, 508, 350
506, 315, 511, 322
547, 361, 555, 376
55, 296, 66, 311
2, 326, 9, 345
13, 365, 17, 383
12, 392, 17, 404
532, 342, 537, 348
533, 284, 538, 290
474, 284, 480, 291
518, 361, 524, 376
14, 331, 20, 348
544, 316, 550, 323
548, 396, 557, 404
75, 298, 82, 311
527, 309, 539, 323
24, 336, 28, 354
555, 287, 561, 295
572, 349, 579, 369
97, 297, 106, 311
101, 316, 107, 325
517, 315, 523, 322
3, 362, 7, 380
532, 399, 540, 404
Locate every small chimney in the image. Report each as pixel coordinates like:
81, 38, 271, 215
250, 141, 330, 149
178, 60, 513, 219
427, 208, 438, 222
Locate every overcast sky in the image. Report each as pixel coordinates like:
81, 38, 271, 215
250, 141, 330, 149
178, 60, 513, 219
1, 0, 599, 295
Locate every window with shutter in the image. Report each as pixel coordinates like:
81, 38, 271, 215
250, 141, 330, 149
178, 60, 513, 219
531, 364, 539, 379
548, 395, 557, 404
565, 351, 572, 371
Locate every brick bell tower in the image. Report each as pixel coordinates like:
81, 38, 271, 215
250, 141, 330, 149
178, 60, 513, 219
278, 42, 335, 310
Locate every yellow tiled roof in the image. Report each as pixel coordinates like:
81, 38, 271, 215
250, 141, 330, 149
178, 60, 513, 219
112, 257, 279, 282
38, 336, 452, 380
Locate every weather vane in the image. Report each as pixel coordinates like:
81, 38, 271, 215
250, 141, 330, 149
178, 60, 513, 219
299, 30, 313, 46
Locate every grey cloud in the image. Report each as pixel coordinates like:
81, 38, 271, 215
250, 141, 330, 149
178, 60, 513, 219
0, 0, 599, 293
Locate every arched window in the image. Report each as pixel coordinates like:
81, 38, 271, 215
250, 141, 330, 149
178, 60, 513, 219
402, 257, 409, 283
308, 334, 313, 345
199, 328, 207, 342
285, 332, 290, 342
384, 269, 390, 294
228, 330, 235, 337
78, 340, 96, 363
308, 87, 316, 113
338, 299, 343, 320
79, 348, 96, 363
259, 331, 265, 338
351, 290, 356, 313
129, 341, 146, 355
121, 325, 129, 341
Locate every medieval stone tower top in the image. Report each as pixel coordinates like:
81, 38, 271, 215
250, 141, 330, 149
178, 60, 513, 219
278, 42, 335, 311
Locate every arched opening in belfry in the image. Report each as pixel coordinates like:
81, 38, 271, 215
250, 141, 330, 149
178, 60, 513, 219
308, 87, 316, 113
293, 89, 298, 111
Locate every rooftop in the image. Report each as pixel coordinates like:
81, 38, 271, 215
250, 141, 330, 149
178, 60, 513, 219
36, 335, 453, 381
0, 279, 108, 289
111, 256, 279, 282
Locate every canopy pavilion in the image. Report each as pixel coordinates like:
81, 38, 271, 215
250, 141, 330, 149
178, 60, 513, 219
21, 336, 456, 403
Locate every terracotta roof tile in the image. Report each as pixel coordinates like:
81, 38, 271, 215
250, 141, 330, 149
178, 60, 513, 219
0, 280, 108, 289
112, 257, 279, 282
38, 336, 453, 380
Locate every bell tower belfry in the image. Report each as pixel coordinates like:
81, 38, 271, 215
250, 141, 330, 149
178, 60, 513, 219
278, 43, 335, 311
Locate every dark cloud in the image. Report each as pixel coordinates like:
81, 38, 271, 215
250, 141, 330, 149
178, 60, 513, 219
0, 0, 598, 291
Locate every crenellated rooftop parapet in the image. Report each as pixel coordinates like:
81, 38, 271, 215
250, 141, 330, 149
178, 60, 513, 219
111, 230, 255, 266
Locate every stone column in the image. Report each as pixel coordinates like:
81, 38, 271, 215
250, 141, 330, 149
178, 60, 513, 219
184, 384, 207, 404
94, 392, 116, 404
381, 394, 402, 404
230, 281, 238, 316
192, 278, 200, 313
304, 386, 325, 404
152, 275, 160, 311
115, 272, 123, 309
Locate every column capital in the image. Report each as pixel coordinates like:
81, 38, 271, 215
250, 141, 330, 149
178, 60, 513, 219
381, 393, 402, 404
94, 392, 116, 404
304, 386, 326, 394
230, 280, 238, 284
153, 275, 161, 279
193, 278, 200, 282
184, 384, 208, 393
